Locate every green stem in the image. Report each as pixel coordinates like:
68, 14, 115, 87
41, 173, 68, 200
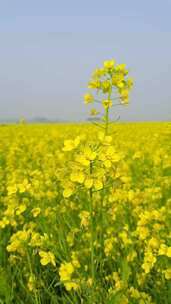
27, 252, 39, 304
99, 189, 104, 275
105, 92, 111, 135
105, 107, 109, 135
100, 92, 111, 278
89, 160, 95, 302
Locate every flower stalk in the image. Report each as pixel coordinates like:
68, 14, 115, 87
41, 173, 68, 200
89, 160, 95, 302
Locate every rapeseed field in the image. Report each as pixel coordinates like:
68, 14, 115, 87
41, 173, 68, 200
0, 122, 171, 303
0, 59, 171, 303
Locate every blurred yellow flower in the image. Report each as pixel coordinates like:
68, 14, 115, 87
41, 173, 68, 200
39, 250, 56, 267
102, 99, 113, 109
103, 59, 115, 70
84, 93, 94, 104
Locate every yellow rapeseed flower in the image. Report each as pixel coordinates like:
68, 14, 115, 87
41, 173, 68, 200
27, 274, 36, 292
103, 59, 115, 70
70, 171, 85, 184
59, 262, 79, 291
90, 108, 99, 116
63, 187, 74, 198
63, 136, 80, 151
102, 99, 113, 109
88, 80, 101, 89
94, 179, 103, 191
84, 178, 93, 189
101, 81, 111, 93
31, 207, 41, 218
39, 250, 56, 267
164, 268, 171, 280
7, 185, 17, 196
84, 93, 94, 104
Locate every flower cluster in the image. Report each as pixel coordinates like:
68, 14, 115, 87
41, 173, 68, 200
84, 59, 133, 119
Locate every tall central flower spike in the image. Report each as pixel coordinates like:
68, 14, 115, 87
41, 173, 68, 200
84, 59, 133, 125
60, 58, 134, 300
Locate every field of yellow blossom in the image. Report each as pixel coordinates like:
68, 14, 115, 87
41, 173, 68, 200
0, 122, 171, 304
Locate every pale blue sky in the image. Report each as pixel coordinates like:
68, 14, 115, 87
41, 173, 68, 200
0, 0, 171, 121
